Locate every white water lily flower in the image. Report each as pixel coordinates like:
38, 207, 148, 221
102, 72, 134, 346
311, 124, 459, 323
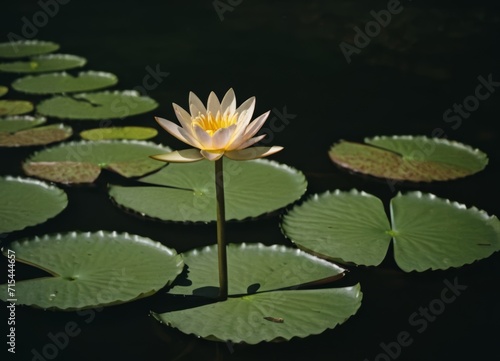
150, 88, 283, 162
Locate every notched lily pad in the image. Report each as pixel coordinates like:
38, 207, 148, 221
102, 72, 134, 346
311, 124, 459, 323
329, 136, 488, 182
0, 176, 67, 233
0, 54, 86, 73
12, 71, 118, 94
80, 126, 158, 140
0, 115, 46, 132
109, 158, 307, 222
37, 90, 158, 120
0, 40, 59, 58
0, 100, 34, 116
23, 140, 170, 184
281, 190, 500, 271
0, 231, 184, 310
154, 243, 361, 344
0, 123, 73, 147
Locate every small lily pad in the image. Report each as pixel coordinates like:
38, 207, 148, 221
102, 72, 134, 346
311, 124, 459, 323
0, 176, 68, 233
0, 123, 73, 147
12, 71, 118, 94
80, 126, 158, 140
37, 90, 158, 120
154, 243, 362, 344
0, 115, 46, 132
0, 231, 184, 310
0, 40, 59, 58
281, 190, 500, 271
109, 158, 307, 222
0, 86, 7, 97
23, 140, 170, 184
329, 136, 488, 182
0, 100, 34, 116
0, 54, 86, 73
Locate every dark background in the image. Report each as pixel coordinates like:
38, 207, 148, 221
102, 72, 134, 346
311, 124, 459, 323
1, 1, 500, 360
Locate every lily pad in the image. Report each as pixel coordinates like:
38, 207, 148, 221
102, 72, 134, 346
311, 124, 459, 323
109, 158, 307, 222
0, 40, 59, 58
0, 86, 7, 97
80, 126, 158, 140
0, 123, 73, 147
0, 100, 34, 116
0, 54, 86, 73
0, 115, 46, 132
0, 231, 184, 310
154, 243, 362, 344
12, 71, 118, 94
37, 90, 158, 120
23, 140, 170, 184
281, 190, 500, 271
328, 136, 488, 182
0, 176, 67, 234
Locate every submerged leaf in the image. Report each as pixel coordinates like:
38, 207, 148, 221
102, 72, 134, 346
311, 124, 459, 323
0, 85, 7, 97
0, 231, 184, 310
23, 162, 101, 184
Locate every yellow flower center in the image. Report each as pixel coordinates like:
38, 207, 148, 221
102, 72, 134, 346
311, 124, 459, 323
192, 111, 238, 136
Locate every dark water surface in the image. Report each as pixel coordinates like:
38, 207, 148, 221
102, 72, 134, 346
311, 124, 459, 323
1, 1, 500, 360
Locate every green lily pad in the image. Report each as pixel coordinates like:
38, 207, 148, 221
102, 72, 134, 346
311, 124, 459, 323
80, 126, 158, 140
0, 54, 86, 73
12, 71, 118, 94
0, 176, 67, 233
0, 86, 7, 97
154, 243, 362, 344
281, 190, 500, 271
0, 123, 73, 147
0, 115, 46, 132
0, 40, 59, 58
171, 243, 346, 297
0, 231, 184, 310
328, 136, 488, 182
23, 140, 170, 184
154, 286, 362, 344
109, 158, 307, 222
37, 90, 158, 120
0, 100, 34, 116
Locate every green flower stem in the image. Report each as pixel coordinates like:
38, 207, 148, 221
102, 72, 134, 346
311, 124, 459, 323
215, 157, 228, 300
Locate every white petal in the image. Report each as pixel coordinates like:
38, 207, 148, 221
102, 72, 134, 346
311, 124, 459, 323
235, 96, 255, 117
189, 91, 206, 117
234, 134, 266, 150
201, 149, 224, 161
224, 146, 283, 160
150, 149, 204, 163
193, 124, 214, 149
172, 103, 193, 130
211, 125, 236, 149
241, 111, 270, 139
178, 126, 202, 148
155, 117, 192, 145
207, 91, 221, 115
220, 88, 236, 115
